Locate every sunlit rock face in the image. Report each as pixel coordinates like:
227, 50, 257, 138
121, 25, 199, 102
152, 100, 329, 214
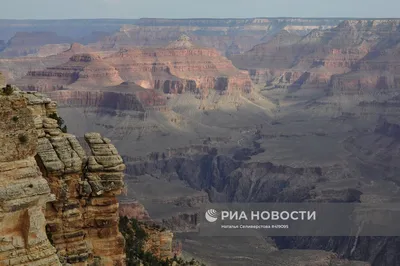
0, 88, 127, 266
0, 90, 61, 266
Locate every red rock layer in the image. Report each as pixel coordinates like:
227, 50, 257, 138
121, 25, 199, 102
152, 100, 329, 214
17, 53, 123, 91
16, 37, 253, 95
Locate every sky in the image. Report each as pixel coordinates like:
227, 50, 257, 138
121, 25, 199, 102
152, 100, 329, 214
1, 0, 400, 19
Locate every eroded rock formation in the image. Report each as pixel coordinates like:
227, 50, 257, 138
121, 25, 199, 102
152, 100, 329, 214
232, 20, 400, 94
46, 82, 167, 113
0, 90, 61, 265
18, 53, 123, 91
16, 36, 253, 97
0, 87, 127, 265
0, 43, 96, 83
29, 92, 126, 265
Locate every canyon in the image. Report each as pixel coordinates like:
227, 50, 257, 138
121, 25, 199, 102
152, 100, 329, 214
0, 18, 342, 59
13, 35, 254, 100
231, 20, 400, 100
2, 17, 400, 266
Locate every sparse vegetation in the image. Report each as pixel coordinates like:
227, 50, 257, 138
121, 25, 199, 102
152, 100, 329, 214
18, 134, 28, 144
48, 113, 68, 133
119, 217, 205, 266
1, 84, 14, 95
12, 116, 19, 122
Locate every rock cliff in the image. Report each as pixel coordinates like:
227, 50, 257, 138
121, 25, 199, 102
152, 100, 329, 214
232, 20, 400, 93
105, 37, 253, 95
0, 88, 61, 265
16, 37, 253, 96
0, 43, 96, 83
0, 87, 127, 265
17, 53, 123, 91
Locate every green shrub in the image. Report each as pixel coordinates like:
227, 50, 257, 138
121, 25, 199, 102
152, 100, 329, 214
12, 116, 19, 122
48, 113, 68, 133
2, 84, 14, 95
18, 134, 28, 143
119, 216, 204, 266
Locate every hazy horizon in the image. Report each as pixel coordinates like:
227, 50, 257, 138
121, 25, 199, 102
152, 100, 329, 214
1, 0, 400, 20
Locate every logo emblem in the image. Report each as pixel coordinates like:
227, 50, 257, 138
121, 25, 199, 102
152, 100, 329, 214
205, 209, 218, 222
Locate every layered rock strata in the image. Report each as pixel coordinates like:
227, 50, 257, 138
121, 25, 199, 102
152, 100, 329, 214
232, 20, 400, 93
18, 53, 123, 91
0, 43, 96, 83
105, 36, 253, 95
0, 90, 61, 265
46, 83, 167, 113
142, 225, 174, 260
16, 36, 253, 96
21, 91, 126, 265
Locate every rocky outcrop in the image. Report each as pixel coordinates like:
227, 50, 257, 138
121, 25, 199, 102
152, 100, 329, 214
141, 225, 174, 260
103, 36, 253, 95
46, 83, 167, 112
16, 37, 253, 96
17, 53, 123, 91
0, 90, 61, 265
13, 91, 127, 265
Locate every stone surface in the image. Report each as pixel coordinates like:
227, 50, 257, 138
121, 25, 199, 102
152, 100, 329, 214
29, 93, 127, 265
0, 89, 61, 265
0, 89, 126, 265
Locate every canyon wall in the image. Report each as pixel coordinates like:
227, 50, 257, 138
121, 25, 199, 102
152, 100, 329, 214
0, 88, 61, 265
0, 43, 97, 83
0, 87, 127, 265
15, 36, 254, 97
232, 20, 400, 96
95, 18, 341, 56
29, 91, 126, 265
